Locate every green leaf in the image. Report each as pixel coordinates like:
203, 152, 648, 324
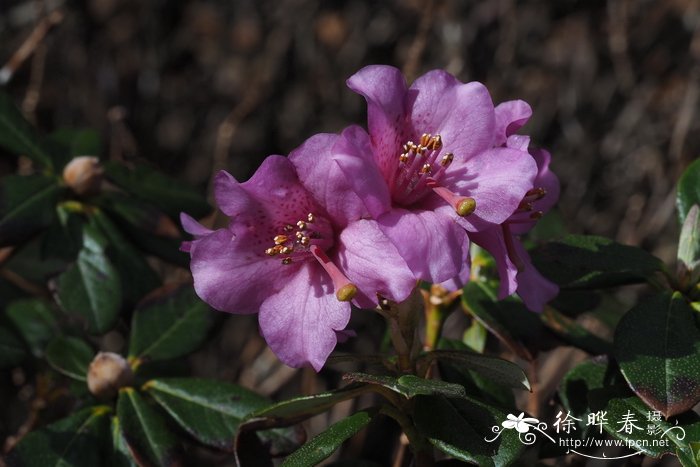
56, 224, 122, 334
678, 204, 700, 283
8, 406, 112, 466
90, 210, 160, 305
45, 335, 94, 381
462, 319, 487, 353
540, 307, 613, 355
343, 373, 467, 399
144, 378, 302, 454
0, 325, 27, 368
47, 128, 102, 169
128, 284, 211, 363
414, 395, 523, 466
5, 298, 57, 357
0, 93, 53, 169
117, 388, 181, 467
104, 161, 210, 219
0, 174, 61, 246
429, 341, 531, 391
614, 292, 700, 417
282, 409, 375, 467
531, 235, 663, 289
110, 416, 138, 467
244, 384, 372, 430
461, 281, 546, 360
678, 159, 700, 223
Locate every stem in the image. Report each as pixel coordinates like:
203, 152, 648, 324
381, 403, 435, 467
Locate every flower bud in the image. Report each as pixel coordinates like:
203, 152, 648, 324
87, 352, 133, 399
62, 156, 104, 196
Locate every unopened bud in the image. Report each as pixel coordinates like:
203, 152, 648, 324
62, 156, 104, 196
87, 352, 133, 399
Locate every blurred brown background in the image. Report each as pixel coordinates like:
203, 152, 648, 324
2, 0, 699, 264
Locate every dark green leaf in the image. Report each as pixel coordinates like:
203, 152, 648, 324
414, 395, 523, 466
104, 161, 210, 219
614, 292, 700, 417
128, 284, 211, 363
144, 378, 302, 453
282, 409, 375, 467
48, 128, 102, 169
55, 224, 122, 334
90, 210, 160, 305
0, 325, 27, 368
678, 205, 700, 283
7, 406, 112, 466
541, 307, 613, 355
429, 341, 530, 391
461, 281, 548, 360
45, 335, 94, 381
5, 298, 57, 357
40, 203, 86, 260
110, 416, 138, 467
678, 159, 700, 224
117, 388, 180, 467
244, 384, 372, 430
0, 174, 61, 246
0, 93, 53, 168
343, 372, 466, 399
531, 235, 663, 289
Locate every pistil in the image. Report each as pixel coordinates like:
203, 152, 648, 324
310, 245, 358, 302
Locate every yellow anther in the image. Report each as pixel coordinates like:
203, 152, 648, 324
280, 246, 293, 254
420, 163, 432, 174
399, 153, 409, 163
265, 248, 277, 256
440, 153, 454, 166
296, 231, 304, 239
430, 134, 442, 150
296, 220, 306, 230
300, 237, 310, 246
307, 213, 315, 223
274, 235, 288, 245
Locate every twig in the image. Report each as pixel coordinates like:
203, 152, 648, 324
0, 10, 63, 86
402, 0, 436, 82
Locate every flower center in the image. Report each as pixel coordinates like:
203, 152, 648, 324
263, 212, 356, 301
392, 133, 475, 217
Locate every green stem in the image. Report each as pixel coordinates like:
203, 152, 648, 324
381, 403, 435, 467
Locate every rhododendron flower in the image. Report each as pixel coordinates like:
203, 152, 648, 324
181, 151, 415, 371
331, 65, 539, 286
471, 100, 560, 311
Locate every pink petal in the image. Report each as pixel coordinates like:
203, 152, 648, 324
346, 65, 409, 183
443, 147, 538, 231
289, 131, 372, 227
407, 71, 495, 163
513, 241, 559, 312
335, 219, 416, 309
332, 126, 392, 219
190, 227, 296, 314
510, 148, 560, 235
470, 228, 518, 299
258, 262, 351, 371
180, 213, 213, 237
376, 206, 467, 285
494, 100, 532, 145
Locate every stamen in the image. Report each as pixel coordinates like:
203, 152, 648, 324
440, 153, 454, 166
274, 235, 288, 245
517, 201, 533, 212
530, 211, 543, 219
420, 163, 432, 174
307, 213, 315, 223
310, 245, 357, 302
296, 220, 306, 230
284, 224, 294, 232
265, 248, 277, 256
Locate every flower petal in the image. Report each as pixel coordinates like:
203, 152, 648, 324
289, 130, 373, 227
407, 71, 495, 162
180, 212, 213, 237
376, 207, 467, 285
258, 262, 351, 371
513, 240, 559, 312
510, 148, 561, 235
346, 65, 409, 182
443, 147, 538, 231
494, 100, 532, 145
470, 228, 518, 299
189, 227, 295, 314
332, 126, 392, 219
336, 219, 416, 308
214, 156, 318, 226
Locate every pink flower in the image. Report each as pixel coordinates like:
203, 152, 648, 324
324, 65, 539, 286
471, 100, 560, 311
181, 148, 415, 371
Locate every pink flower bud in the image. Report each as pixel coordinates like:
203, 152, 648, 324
62, 156, 104, 196
87, 352, 133, 399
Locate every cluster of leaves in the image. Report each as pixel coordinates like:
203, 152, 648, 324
2, 86, 700, 467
